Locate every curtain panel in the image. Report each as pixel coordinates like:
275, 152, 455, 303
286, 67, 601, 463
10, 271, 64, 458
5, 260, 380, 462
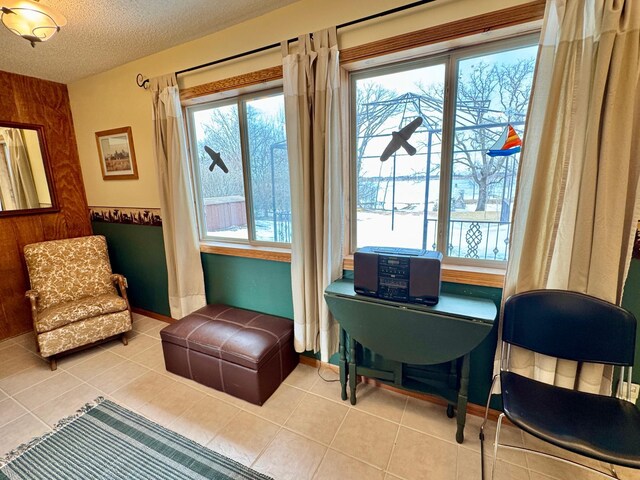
150, 74, 207, 319
282, 28, 344, 362
500, 0, 640, 393
0, 128, 39, 210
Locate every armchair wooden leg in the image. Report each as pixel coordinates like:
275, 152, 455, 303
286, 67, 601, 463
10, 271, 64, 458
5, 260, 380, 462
49, 357, 57, 371
121, 333, 128, 346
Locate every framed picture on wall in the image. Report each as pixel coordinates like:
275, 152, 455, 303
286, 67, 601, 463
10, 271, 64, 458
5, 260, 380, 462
95, 127, 138, 180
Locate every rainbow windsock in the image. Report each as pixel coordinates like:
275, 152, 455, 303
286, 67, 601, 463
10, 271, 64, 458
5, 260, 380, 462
487, 124, 522, 157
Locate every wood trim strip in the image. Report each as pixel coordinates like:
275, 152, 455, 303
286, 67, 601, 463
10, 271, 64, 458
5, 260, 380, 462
343, 255, 504, 288
179, 1, 544, 102
200, 244, 503, 286
200, 242, 291, 263
131, 307, 175, 323
181, 66, 283, 102
340, 0, 546, 65
299, 356, 506, 423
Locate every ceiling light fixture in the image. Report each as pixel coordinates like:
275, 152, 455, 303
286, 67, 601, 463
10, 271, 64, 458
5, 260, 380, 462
0, 0, 66, 47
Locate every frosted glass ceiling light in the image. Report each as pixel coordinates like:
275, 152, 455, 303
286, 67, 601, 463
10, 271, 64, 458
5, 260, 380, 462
1, 0, 66, 47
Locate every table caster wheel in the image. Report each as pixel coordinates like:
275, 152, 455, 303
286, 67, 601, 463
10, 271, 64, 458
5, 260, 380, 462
447, 404, 455, 418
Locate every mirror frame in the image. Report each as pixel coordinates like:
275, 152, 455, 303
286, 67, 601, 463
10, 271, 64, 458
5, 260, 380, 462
0, 121, 59, 217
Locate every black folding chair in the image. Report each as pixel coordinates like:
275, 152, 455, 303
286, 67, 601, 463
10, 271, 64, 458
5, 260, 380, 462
480, 290, 640, 479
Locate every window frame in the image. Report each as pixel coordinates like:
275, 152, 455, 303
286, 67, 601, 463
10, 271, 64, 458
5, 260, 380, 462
348, 33, 539, 268
186, 87, 290, 248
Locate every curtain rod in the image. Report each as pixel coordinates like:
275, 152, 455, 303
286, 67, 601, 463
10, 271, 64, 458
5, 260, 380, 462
136, 0, 435, 89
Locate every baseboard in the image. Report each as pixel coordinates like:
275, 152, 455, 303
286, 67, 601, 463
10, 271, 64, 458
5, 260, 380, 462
131, 307, 175, 323
299, 355, 505, 422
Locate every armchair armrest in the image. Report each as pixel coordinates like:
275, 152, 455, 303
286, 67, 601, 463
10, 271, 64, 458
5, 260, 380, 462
25, 290, 40, 351
111, 274, 131, 312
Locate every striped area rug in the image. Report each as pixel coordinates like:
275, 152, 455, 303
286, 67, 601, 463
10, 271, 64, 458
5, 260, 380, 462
0, 398, 272, 480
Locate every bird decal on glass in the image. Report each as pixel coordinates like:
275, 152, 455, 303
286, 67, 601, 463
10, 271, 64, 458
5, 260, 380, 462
204, 145, 229, 173
380, 117, 423, 162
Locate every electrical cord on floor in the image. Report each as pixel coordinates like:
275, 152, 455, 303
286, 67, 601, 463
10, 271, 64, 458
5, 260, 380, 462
315, 330, 340, 383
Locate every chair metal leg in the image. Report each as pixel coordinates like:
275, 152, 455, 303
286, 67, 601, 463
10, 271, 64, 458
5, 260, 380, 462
491, 413, 504, 480
480, 374, 499, 480
609, 464, 619, 479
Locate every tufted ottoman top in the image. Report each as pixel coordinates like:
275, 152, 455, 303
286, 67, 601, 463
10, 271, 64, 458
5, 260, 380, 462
160, 304, 293, 370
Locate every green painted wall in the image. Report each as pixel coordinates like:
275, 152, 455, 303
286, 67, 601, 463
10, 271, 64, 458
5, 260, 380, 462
201, 253, 293, 319
92, 222, 170, 316
94, 221, 640, 406
622, 258, 640, 384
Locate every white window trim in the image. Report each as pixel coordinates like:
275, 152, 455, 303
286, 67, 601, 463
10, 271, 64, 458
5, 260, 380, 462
347, 33, 539, 269
186, 87, 291, 249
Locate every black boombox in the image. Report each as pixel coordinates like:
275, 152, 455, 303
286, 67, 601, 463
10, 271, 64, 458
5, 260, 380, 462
354, 246, 443, 305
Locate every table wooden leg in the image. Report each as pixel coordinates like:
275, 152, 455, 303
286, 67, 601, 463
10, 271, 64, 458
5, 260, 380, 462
455, 353, 470, 443
339, 328, 348, 401
349, 336, 357, 405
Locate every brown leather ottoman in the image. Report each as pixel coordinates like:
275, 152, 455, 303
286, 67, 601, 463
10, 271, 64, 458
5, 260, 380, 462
160, 304, 298, 405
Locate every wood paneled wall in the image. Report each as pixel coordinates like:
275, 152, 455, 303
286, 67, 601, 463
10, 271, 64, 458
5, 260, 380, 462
0, 70, 91, 340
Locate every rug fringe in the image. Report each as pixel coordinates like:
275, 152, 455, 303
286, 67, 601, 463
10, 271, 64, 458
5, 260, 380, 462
0, 396, 106, 468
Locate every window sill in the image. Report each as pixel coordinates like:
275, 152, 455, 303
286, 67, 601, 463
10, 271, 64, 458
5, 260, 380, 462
200, 242, 291, 263
200, 244, 505, 288
342, 255, 505, 288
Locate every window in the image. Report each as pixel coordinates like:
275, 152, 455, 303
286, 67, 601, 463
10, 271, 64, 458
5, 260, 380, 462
351, 37, 538, 264
187, 90, 291, 245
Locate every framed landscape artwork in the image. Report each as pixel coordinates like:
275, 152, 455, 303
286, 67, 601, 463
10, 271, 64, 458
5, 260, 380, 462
95, 127, 138, 180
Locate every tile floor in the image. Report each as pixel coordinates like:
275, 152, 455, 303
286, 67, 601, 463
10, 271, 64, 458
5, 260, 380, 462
0, 313, 638, 480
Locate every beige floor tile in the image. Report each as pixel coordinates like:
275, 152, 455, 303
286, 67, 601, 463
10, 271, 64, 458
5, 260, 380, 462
168, 395, 240, 446
615, 465, 640, 480
526, 452, 608, 480
132, 316, 165, 333
87, 360, 149, 394
106, 333, 157, 358
0, 389, 7, 401
283, 363, 320, 391
138, 384, 206, 427
0, 363, 61, 396
384, 474, 404, 480
142, 324, 165, 340
32, 383, 103, 427
11, 332, 37, 352
0, 414, 50, 457
65, 350, 126, 381
110, 370, 176, 412
310, 370, 348, 404
253, 429, 327, 480
241, 384, 305, 425
13, 371, 82, 410
0, 345, 46, 379
130, 342, 165, 370
0, 398, 28, 428
402, 396, 457, 440
207, 411, 280, 467
315, 449, 385, 480
388, 427, 457, 480
285, 393, 348, 445
331, 409, 399, 470
353, 383, 407, 423
56, 346, 103, 369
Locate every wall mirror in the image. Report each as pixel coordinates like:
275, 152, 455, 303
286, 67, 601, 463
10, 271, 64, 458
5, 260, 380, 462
0, 121, 57, 216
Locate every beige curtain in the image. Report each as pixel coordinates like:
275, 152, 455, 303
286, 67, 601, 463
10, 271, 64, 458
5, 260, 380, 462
282, 28, 343, 362
150, 74, 206, 319
0, 128, 39, 210
500, 0, 640, 393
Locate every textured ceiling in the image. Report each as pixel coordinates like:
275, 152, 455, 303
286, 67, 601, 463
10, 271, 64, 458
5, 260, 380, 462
0, 0, 298, 84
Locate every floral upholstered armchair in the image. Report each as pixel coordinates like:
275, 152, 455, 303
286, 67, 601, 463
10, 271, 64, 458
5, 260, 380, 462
23, 235, 133, 370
